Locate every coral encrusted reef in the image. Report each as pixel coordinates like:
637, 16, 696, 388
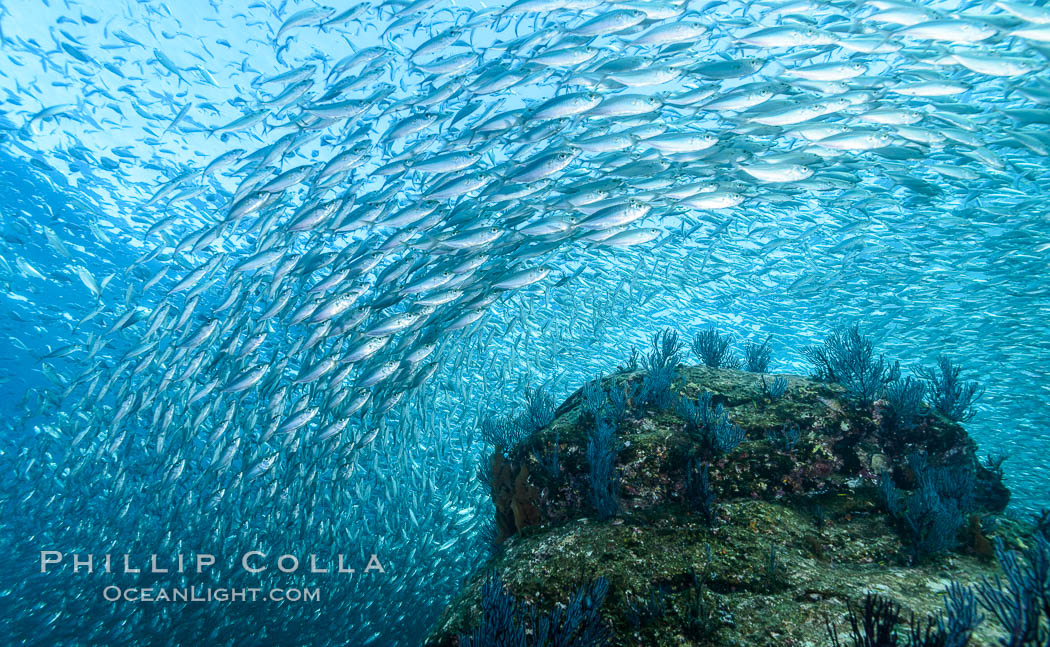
426, 362, 1039, 647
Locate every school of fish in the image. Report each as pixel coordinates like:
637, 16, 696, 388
1, 0, 1049, 644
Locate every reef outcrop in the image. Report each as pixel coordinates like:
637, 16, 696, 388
426, 365, 1030, 646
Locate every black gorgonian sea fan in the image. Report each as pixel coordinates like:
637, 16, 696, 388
744, 335, 772, 373
460, 576, 612, 647
691, 328, 741, 369
581, 376, 606, 422
618, 346, 640, 373
645, 328, 683, 371
766, 424, 800, 452
519, 386, 557, 435
587, 415, 620, 520
636, 364, 676, 411
880, 454, 973, 565
676, 391, 746, 458
803, 324, 898, 405
918, 355, 983, 423
685, 458, 716, 527
762, 375, 787, 400
827, 593, 902, 647
884, 376, 927, 433
607, 381, 634, 422
480, 414, 526, 451
459, 576, 524, 647
826, 586, 980, 647
974, 536, 1050, 647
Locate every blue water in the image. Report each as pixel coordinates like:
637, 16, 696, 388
2, 0, 1050, 645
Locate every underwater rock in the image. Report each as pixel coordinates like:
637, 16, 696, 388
486, 453, 543, 543
497, 365, 1001, 532
427, 365, 1028, 646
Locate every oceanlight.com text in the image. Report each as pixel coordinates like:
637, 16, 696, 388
102, 586, 321, 603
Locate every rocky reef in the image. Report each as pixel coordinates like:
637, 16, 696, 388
425, 362, 1038, 647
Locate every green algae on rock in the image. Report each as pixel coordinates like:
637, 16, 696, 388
427, 365, 1024, 646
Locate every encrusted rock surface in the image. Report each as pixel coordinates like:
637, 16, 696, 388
426, 365, 1024, 646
